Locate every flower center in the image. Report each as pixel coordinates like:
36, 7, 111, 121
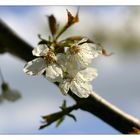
69, 45, 80, 54
44, 50, 56, 64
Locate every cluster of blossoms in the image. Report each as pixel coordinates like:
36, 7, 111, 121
23, 38, 102, 98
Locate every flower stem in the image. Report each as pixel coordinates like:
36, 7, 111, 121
55, 9, 79, 41
55, 24, 70, 41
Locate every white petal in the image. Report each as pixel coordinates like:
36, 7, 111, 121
59, 80, 71, 95
66, 56, 79, 76
70, 80, 92, 98
87, 43, 102, 57
72, 43, 101, 68
70, 43, 93, 68
77, 52, 93, 68
56, 53, 67, 72
81, 43, 102, 58
60, 52, 79, 76
45, 64, 63, 82
57, 53, 66, 64
78, 38, 88, 44
77, 68, 97, 82
32, 45, 49, 56
23, 58, 46, 75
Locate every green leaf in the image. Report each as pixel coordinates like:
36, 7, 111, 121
47, 15, 58, 36
38, 34, 51, 46
39, 124, 48, 130
62, 100, 66, 108
55, 116, 65, 128
39, 100, 78, 130
55, 9, 79, 40
40, 111, 66, 129
60, 100, 67, 110
38, 40, 49, 45
66, 9, 79, 25
67, 114, 77, 122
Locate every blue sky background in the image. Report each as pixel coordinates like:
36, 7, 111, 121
0, 6, 140, 134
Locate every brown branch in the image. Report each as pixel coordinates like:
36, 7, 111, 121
70, 92, 140, 134
0, 19, 35, 61
0, 19, 140, 134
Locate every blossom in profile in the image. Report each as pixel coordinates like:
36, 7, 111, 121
59, 67, 97, 98
66, 38, 102, 69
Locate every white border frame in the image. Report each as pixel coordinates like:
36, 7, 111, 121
0, 135, 140, 140
0, 0, 140, 139
0, 0, 140, 5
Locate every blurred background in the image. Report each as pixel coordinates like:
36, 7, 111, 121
0, 6, 140, 134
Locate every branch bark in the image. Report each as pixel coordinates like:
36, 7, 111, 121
0, 19, 140, 134
0, 19, 35, 61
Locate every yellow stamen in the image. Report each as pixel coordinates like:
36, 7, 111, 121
69, 45, 80, 54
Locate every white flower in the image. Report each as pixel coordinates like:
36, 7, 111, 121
23, 39, 101, 98
23, 45, 63, 82
59, 67, 97, 98
66, 38, 102, 69
57, 53, 78, 78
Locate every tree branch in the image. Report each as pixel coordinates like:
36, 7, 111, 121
0, 19, 140, 134
70, 92, 140, 134
0, 19, 35, 61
